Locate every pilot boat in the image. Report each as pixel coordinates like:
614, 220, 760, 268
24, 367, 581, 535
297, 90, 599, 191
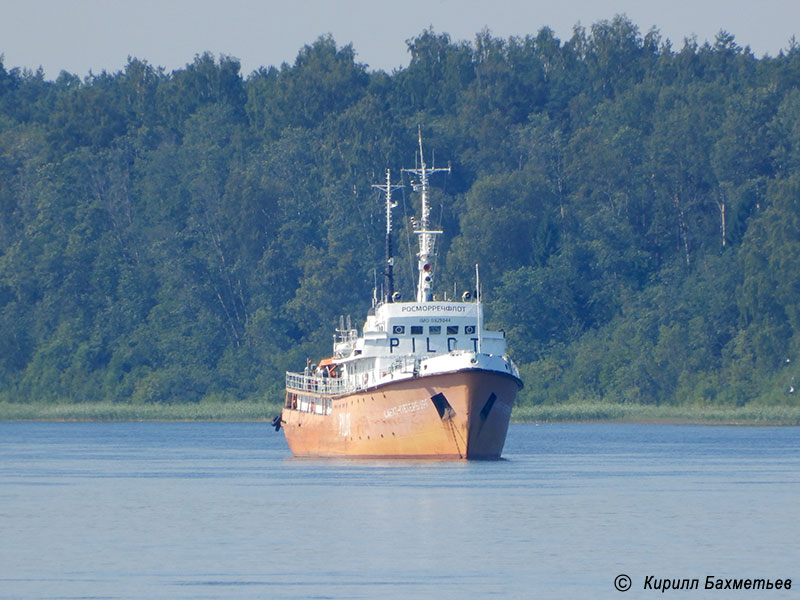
274, 131, 522, 459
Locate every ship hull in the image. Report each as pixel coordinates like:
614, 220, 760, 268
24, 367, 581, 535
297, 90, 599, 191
281, 369, 520, 460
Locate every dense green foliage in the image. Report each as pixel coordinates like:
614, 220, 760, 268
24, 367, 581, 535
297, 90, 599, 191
2, 17, 800, 412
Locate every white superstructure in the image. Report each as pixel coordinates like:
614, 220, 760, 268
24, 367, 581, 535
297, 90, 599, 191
285, 129, 519, 410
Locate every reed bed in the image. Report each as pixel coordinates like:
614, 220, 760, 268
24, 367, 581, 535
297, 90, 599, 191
1, 401, 798, 425
0, 401, 282, 422
512, 403, 800, 425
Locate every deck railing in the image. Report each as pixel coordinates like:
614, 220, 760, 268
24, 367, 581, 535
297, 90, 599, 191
285, 372, 356, 396
286, 356, 420, 397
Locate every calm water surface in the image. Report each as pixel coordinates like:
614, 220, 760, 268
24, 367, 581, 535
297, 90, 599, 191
1, 422, 798, 599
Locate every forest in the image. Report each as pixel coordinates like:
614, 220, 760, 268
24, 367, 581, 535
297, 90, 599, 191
1, 15, 800, 418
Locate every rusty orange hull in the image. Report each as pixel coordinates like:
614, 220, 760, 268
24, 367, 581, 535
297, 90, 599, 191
281, 369, 521, 459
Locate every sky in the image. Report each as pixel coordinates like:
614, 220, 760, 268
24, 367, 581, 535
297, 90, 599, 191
1, 0, 799, 79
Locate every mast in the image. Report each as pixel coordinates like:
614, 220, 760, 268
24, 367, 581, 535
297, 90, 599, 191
403, 127, 450, 303
372, 169, 403, 303
476, 263, 483, 353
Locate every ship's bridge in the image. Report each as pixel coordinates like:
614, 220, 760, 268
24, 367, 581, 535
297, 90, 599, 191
357, 301, 506, 357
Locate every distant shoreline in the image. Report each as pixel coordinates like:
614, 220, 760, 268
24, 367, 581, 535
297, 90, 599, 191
1, 401, 798, 425
512, 403, 800, 425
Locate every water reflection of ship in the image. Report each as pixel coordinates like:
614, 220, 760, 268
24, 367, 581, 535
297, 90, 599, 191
273, 129, 522, 459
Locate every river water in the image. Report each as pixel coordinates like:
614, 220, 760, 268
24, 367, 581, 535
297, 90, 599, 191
1, 422, 798, 599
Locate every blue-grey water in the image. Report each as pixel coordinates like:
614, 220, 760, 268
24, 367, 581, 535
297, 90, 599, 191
1, 422, 798, 599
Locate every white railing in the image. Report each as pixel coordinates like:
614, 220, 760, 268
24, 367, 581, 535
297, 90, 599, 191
285, 372, 357, 396
333, 328, 359, 357
286, 355, 422, 398
335, 328, 358, 345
